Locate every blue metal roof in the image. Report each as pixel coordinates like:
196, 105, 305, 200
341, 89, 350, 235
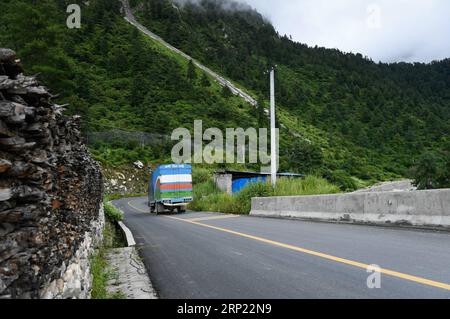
216, 170, 305, 179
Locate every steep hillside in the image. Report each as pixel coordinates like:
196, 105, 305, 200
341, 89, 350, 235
0, 0, 261, 166
1, 0, 449, 191
130, 0, 450, 182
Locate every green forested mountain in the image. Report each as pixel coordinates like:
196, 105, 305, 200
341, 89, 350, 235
0, 0, 261, 165
129, 0, 450, 187
1, 0, 449, 190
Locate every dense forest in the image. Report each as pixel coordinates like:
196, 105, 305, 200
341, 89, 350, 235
1, 0, 449, 190
130, 0, 450, 188
0, 0, 262, 165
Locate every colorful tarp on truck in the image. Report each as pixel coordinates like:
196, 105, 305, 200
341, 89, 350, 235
149, 164, 193, 205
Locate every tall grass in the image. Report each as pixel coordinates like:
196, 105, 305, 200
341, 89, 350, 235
190, 175, 340, 215
103, 202, 124, 222
272, 176, 340, 196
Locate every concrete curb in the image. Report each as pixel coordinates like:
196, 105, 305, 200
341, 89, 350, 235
107, 202, 137, 247
118, 221, 136, 247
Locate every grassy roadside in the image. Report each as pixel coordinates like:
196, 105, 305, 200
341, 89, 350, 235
189, 168, 340, 214
90, 203, 127, 299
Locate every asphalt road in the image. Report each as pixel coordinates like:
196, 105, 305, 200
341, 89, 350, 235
113, 197, 450, 299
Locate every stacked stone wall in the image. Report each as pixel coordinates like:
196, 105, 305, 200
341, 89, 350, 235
0, 49, 103, 299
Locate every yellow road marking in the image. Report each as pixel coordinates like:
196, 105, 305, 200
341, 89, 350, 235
128, 200, 240, 222
165, 215, 450, 292
128, 200, 149, 213
188, 215, 240, 222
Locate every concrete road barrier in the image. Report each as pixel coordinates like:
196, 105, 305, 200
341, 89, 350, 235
250, 189, 450, 228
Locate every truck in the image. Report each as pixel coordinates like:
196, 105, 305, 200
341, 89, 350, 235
148, 164, 193, 214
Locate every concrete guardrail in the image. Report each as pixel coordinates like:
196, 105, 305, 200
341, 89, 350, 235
250, 189, 450, 228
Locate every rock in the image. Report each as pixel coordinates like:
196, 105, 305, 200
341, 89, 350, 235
0, 101, 15, 117
0, 49, 16, 63
0, 189, 12, 201
0, 159, 12, 173
29, 150, 48, 164
0, 279, 6, 294
9, 142, 36, 152
56, 279, 64, 294
0, 239, 20, 261
24, 122, 44, 134
13, 186, 45, 202
0, 208, 22, 223
0, 120, 15, 137
0, 136, 25, 146
0, 76, 14, 90
0, 49, 22, 78
0, 223, 15, 237
0, 200, 15, 212
3, 103, 28, 124
24, 107, 35, 119
7, 161, 34, 178
133, 160, 144, 169
8, 84, 49, 97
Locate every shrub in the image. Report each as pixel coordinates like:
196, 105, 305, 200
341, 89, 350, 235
235, 182, 273, 213
323, 170, 359, 192
411, 152, 450, 190
104, 202, 124, 222
192, 167, 213, 184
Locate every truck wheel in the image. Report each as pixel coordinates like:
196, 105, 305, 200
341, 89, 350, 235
156, 203, 164, 215
177, 207, 185, 214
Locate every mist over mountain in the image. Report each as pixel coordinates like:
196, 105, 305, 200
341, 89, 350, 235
173, 0, 254, 12
235, 0, 450, 63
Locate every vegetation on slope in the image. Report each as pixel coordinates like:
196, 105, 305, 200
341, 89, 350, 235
0, 0, 261, 166
1, 0, 449, 190
410, 142, 450, 190
131, 0, 450, 186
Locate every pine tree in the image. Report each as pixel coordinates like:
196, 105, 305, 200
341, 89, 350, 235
200, 73, 210, 87
221, 85, 232, 98
187, 59, 197, 81
256, 96, 267, 128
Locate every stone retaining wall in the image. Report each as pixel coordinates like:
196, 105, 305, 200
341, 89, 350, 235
0, 49, 103, 298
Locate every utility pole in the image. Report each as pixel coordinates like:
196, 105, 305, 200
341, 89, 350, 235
270, 67, 277, 186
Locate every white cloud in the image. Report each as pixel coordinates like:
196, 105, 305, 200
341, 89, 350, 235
236, 0, 450, 63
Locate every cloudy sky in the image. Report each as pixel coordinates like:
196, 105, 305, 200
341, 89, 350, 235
236, 0, 450, 63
